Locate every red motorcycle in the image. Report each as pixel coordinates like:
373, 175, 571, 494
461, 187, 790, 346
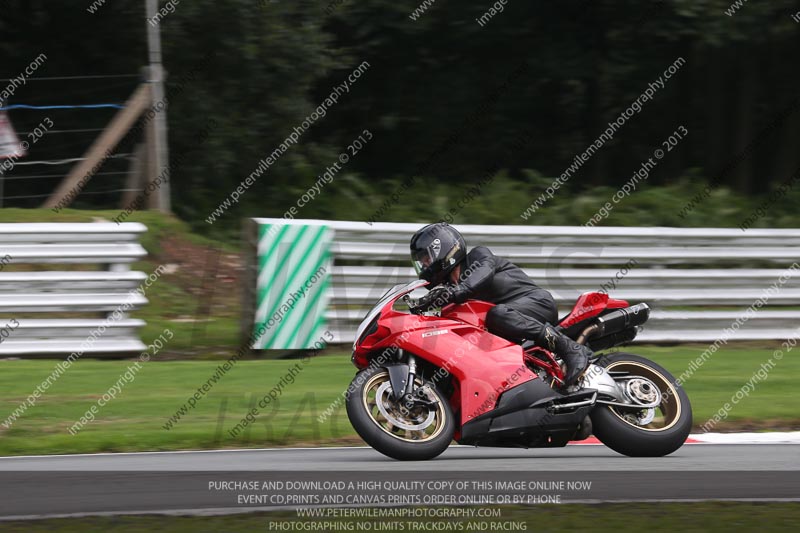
346, 280, 692, 461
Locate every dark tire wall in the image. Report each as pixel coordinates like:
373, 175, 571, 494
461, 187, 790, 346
590, 352, 693, 457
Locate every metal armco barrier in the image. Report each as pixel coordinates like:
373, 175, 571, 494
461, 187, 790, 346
0, 223, 148, 355
245, 219, 800, 345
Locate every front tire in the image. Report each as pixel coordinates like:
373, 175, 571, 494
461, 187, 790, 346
346, 365, 455, 461
590, 352, 692, 457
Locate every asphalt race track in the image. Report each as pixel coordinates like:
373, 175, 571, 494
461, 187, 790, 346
0, 444, 798, 519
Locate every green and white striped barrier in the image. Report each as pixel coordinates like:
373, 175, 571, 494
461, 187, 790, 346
252, 221, 332, 349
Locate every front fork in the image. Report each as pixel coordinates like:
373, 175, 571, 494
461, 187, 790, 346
405, 354, 418, 397
385, 352, 436, 413
384, 350, 413, 402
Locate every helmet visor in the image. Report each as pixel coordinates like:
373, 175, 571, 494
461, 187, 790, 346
411, 248, 433, 276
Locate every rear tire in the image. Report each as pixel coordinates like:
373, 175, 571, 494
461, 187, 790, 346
346, 365, 455, 461
590, 352, 692, 457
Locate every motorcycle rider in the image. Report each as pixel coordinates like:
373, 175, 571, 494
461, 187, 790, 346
410, 222, 592, 387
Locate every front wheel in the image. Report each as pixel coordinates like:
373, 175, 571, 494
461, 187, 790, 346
346, 365, 455, 461
589, 352, 692, 457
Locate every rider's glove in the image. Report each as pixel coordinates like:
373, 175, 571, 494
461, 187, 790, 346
417, 285, 454, 310
449, 283, 471, 304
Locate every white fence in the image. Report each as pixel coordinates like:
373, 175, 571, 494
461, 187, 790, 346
247, 219, 800, 345
0, 223, 148, 355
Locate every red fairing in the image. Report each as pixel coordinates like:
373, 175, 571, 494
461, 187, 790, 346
353, 299, 537, 426
557, 292, 629, 328
440, 300, 494, 329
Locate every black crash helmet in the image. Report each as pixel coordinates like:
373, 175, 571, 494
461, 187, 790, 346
409, 223, 466, 286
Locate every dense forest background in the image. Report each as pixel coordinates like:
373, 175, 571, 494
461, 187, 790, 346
1, 0, 799, 237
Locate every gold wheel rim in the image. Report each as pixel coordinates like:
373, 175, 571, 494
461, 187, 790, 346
361, 371, 447, 443
605, 361, 682, 432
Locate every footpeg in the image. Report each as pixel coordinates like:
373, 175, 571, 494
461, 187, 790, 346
572, 415, 592, 441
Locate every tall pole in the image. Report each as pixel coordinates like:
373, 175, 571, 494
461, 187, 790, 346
145, 0, 171, 212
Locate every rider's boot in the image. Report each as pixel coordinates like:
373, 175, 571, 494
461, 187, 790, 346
537, 325, 592, 387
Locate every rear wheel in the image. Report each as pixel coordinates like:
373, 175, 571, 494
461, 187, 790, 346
590, 353, 692, 457
346, 365, 454, 461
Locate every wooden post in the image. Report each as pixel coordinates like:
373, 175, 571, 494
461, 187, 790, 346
121, 142, 147, 209
146, 0, 171, 212
145, 108, 160, 209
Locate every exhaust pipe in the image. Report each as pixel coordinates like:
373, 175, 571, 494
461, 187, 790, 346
576, 303, 650, 344
595, 303, 650, 336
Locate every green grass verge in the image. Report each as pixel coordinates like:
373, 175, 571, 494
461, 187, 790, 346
2, 503, 800, 532
0, 344, 796, 456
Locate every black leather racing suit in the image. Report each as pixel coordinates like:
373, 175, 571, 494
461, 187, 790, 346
447, 246, 559, 340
